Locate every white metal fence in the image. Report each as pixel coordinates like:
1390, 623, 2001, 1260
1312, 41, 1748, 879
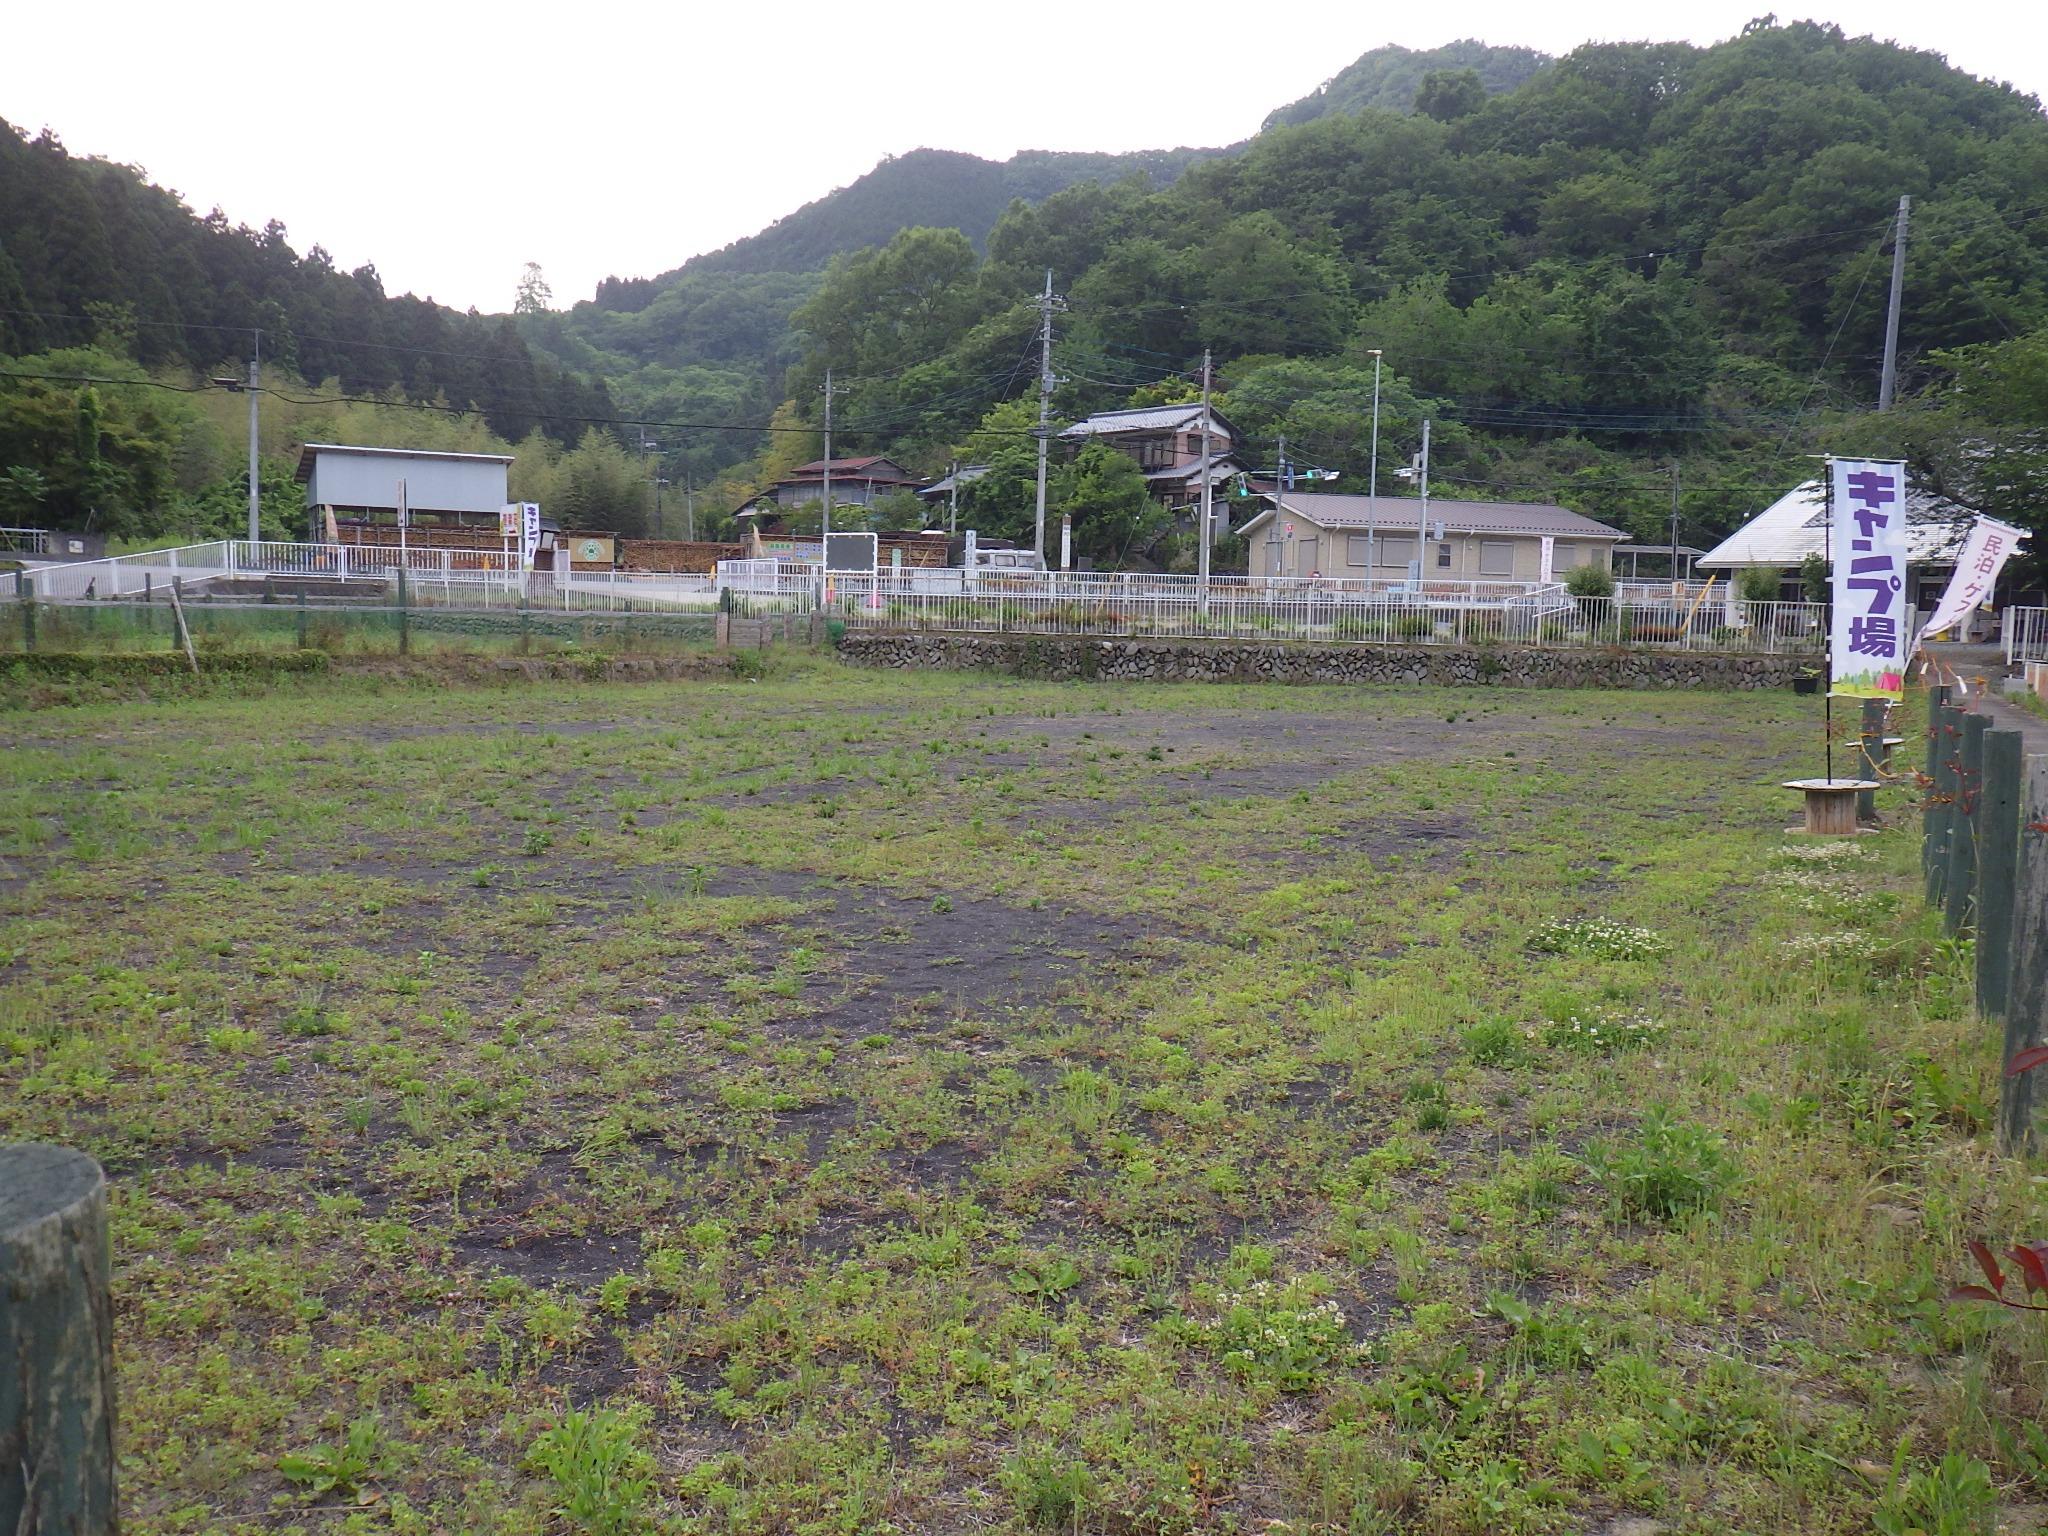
815, 580, 1825, 654
11, 539, 716, 612
11, 540, 1832, 654
2006, 607, 2048, 667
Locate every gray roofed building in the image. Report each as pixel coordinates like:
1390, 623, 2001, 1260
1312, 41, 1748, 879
917, 464, 991, 501
1237, 493, 1626, 540
1056, 404, 1241, 443
1235, 491, 1625, 582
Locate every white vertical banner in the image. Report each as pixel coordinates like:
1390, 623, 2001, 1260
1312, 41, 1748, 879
1917, 516, 2026, 645
1829, 458, 1909, 700
1538, 535, 1555, 583
519, 502, 541, 571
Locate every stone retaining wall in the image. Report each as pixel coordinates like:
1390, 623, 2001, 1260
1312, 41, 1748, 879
836, 631, 1810, 690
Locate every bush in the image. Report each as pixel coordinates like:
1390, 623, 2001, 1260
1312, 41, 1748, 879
524, 1409, 652, 1536
1564, 564, 1615, 598
1735, 566, 1781, 604
1588, 1107, 1737, 1222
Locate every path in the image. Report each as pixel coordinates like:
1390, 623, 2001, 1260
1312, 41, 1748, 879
1923, 642, 2048, 757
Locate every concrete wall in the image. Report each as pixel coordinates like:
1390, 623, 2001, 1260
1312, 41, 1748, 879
837, 631, 1809, 690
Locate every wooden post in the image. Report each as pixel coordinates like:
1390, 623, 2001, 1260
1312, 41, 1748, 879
0, 1144, 118, 1534
1857, 698, 1885, 822
296, 588, 309, 652
2000, 755, 2048, 1152
166, 578, 199, 675
519, 604, 531, 657
1946, 712, 1989, 935
1980, 731, 2023, 1022
396, 567, 410, 658
16, 571, 33, 653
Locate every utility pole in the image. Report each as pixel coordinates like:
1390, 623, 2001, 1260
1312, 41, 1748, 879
821, 367, 835, 540
1416, 418, 1431, 589
1669, 461, 1682, 588
1879, 194, 1910, 412
247, 333, 261, 544
683, 476, 695, 542
1366, 348, 1382, 582
638, 429, 660, 537
947, 458, 960, 536
1032, 268, 1059, 565
1197, 348, 1213, 611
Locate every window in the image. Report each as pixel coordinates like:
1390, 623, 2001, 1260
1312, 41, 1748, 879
1553, 543, 1580, 569
1346, 535, 1371, 567
1377, 537, 1416, 569
1479, 541, 1515, 577
1436, 541, 1453, 569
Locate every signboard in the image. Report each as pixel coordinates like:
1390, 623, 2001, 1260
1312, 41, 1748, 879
1918, 516, 2025, 645
519, 502, 541, 571
1828, 458, 1908, 700
498, 505, 519, 539
823, 531, 878, 575
1538, 535, 1555, 583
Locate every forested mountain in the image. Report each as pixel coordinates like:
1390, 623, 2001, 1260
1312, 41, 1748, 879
0, 122, 612, 442
688, 21, 2048, 562
1263, 40, 1552, 129
527, 145, 1228, 495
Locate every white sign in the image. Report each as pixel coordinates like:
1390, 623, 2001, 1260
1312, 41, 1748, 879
1538, 534, 1555, 583
1918, 516, 2026, 645
519, 502, 541, 571
1828, 458, 1909, 700
498, 504, 519, 539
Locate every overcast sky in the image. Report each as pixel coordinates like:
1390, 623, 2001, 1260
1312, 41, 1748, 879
6, 1, 2043, 315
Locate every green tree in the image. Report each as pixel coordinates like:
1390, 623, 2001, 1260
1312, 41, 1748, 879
1055, 442, 1163, 567
1415, 68, 1487, 122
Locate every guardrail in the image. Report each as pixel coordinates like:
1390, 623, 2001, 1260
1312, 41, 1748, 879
0, 526, 49, 556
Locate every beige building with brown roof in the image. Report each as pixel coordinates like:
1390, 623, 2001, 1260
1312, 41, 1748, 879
1235, 492, 1627, 582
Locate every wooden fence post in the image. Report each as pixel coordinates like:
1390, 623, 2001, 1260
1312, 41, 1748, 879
0, 1144, 117, 1534
396, 567, 410, 658
2000, 755, 2048, 1152
1946, 712, 1990, 935
1979, 730, 2023, 1023
1926, 690, 1954, 906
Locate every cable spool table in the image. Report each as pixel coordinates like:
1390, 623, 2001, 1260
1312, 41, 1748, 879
1783, 778, 1880, 837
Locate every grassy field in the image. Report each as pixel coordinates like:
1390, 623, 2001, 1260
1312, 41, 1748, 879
2, 659, 2037, 1535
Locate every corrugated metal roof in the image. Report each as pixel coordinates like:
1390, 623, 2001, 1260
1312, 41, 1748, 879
1143, 458, 1244, 486
1057, 404, 1238, 441
295, 442, 515, 483
1236, 492, 1626, 540
917, 464, 991, 497
1696, 480, 1975, 568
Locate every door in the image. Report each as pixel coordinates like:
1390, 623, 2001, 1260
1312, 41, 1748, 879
1297, 537, 1319, 577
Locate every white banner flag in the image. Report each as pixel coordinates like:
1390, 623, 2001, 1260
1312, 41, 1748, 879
519, 502, 541, 571
1917, 515, 2026, 645
1829, 458, 1909, 700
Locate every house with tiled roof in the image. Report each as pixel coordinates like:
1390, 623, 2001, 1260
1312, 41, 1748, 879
1057, 405, 1247, 517
735, 455, 923, 519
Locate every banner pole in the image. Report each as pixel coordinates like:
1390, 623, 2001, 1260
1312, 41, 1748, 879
1824, 459, 1834, 784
